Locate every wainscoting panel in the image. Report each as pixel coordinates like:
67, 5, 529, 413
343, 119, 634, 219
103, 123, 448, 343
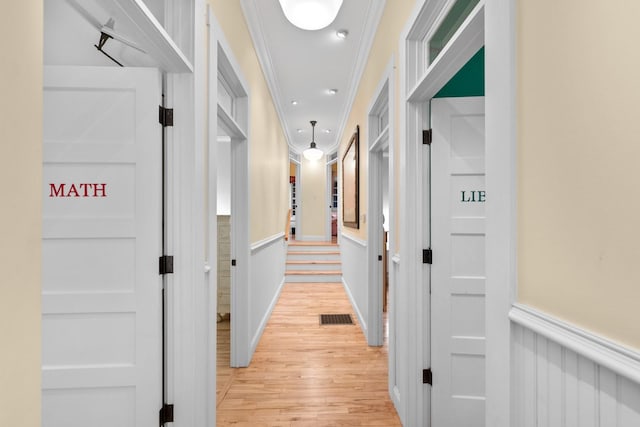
340, 233, 368, 336
511, 304, 640, 427
248, 233, 286, 356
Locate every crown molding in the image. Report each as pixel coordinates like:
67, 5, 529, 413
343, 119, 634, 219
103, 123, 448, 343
328, 0, 387, 156
240, 0, 295, 149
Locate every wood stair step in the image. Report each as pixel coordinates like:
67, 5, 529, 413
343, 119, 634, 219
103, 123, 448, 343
288, 241, 338, 247
286, 260, 341, 265
287, 251, 340, 256
285, 270, 342, 275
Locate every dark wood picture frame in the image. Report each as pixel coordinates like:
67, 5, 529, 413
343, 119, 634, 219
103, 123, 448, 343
342, 125, 359, 229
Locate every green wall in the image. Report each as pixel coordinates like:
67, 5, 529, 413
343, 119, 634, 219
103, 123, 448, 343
434, 47, 484, 98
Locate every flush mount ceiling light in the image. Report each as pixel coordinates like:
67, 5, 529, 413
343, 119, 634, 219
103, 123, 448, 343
303, 120, 324, 161
278, 0, 344, 31
336, 29, 349, 39
328, 88, 338, 95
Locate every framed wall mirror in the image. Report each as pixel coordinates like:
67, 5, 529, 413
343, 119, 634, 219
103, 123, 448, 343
342, 125, 360, 229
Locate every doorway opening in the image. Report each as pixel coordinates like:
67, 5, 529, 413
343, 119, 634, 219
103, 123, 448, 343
208, 11, 251, 377
400, 0, 485, 424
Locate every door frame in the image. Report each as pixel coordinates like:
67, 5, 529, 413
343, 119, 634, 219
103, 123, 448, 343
208, 6, 252, 369
399, 0, 516, 425
290, 156, 301, 238
398, 0, 500, 425
325, 156, 338, 241
366, 56, 395, 351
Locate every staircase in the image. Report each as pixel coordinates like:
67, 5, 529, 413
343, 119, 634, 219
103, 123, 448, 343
285, 241, 342, 283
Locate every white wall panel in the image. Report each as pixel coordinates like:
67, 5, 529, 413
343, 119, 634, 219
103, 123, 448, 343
248, 234, 287, 355
512, 305, 640, 427
340, 233, 368, 335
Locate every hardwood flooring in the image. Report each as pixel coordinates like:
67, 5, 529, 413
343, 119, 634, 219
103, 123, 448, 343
216, 282, 400, 426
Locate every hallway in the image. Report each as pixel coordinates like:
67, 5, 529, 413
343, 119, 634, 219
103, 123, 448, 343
216, 281, 400, 426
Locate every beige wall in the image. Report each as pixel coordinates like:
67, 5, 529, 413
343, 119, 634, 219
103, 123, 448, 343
338, 0, 416, 245
209, 0, 291, 243
518, 0, 640, 349
0, 3, 42, 426
300, 157, 328, 237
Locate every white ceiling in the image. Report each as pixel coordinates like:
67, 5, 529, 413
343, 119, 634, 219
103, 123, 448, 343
241, 0, 386, 156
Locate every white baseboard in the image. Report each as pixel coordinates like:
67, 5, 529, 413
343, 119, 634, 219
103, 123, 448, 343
342, 277, 367, 337
250, 278, 285, 355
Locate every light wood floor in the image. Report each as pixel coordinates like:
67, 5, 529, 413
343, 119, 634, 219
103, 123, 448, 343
216, 282, 400, 426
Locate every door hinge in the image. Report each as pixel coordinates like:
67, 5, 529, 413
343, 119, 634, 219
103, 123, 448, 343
378, 255, 383, 261
159, 255, 174, 275
159, 403, 174, 425
423, 368, 433, 385
159, 106, 174, 127
422, 248, 432, 264
422, 129, 432, 145
231, 259, 236, 266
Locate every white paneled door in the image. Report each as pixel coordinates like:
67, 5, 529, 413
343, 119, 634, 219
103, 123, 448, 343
42, 66, 163, 427
431, 97, 486, 426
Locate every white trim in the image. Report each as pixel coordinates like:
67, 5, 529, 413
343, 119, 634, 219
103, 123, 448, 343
341, 277, 367, 338
407, 2, 484, 101
366, 57, 395, 350
341, 232, 367, 247
510, 304, 640, 386
250, 232, 285, 253
326, 161, 333, 241
204, 6, 218, 427
485, 0, 516, 425
239, 0, 293, 147
217, 104, 247, 140
370, 125, 390, 152
328, 0, 387, 155
250, 278, 286, 354
209, 11, 252, 369
113, 0, 193, 72
400, 1, 488, 424
165, 2, 203, 424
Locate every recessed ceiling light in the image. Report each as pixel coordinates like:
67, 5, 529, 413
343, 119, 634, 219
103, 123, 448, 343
324, 129, 331, 133
296, 128, 303, 133
291, 100, 298, 105
336, 29, 349, 39
328, 88, 338, 95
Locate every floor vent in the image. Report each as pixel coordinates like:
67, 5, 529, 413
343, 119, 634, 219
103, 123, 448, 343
320, 314, 354, 325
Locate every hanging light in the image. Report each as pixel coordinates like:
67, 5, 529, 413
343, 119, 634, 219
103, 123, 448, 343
278, 0, 344, 31
303, 120, 324, 161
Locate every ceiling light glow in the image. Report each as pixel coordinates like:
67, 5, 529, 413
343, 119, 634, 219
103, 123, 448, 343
278, 0, 344, 31
303, 120, 324, 161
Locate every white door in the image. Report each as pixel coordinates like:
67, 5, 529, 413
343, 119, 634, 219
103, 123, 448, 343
431, 97, 486, 426
42, 66, 163, 427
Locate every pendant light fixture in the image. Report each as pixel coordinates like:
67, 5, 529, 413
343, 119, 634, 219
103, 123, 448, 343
278, 0, 344, 31
303, 120, 323, 161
